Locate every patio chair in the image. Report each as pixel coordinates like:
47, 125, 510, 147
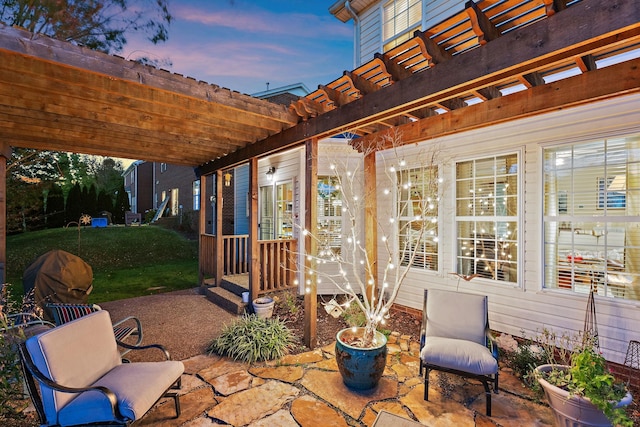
45, 303, 143, 355
19, 310, 183, 426
419, 289, 499, 416
1, 312, 55, 337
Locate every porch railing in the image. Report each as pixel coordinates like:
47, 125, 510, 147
199, 234, 298, 293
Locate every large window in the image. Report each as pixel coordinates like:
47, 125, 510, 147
317, 176, 342, 256
192, 180, 200, 211
543, 136, 640, 300
398, 166, 439, 270
456, 154, 519, 282
383, 0, 421, 52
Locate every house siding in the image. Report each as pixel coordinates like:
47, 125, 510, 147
376, 93, 640, 364
359, 4, 382, 65
424, 0, 465, 29
154, 163, 199, 230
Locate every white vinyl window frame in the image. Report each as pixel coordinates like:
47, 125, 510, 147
382, 0, 422, 52
455, 152, 520, 283
542, 135, 640, 300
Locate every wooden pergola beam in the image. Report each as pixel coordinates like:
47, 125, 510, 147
353, 57, 640, 150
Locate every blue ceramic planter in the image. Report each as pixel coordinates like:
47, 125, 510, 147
335, 327, 388, 390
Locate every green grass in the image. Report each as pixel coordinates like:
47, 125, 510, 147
6, 225, 199, 303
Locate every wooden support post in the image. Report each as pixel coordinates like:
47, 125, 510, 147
364, 151, 378, 299
198, 174, 207, 286
304, 139, 318, 348
215, 170, 223, 287
0, 143, 10, 284
249, 158, 260, 304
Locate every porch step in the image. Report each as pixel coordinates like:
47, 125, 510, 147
220, 274, 249, 296
204, 286, 248, 315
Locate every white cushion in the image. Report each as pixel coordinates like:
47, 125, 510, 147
25, 310, 121, 425
421, 336, 498, 375
425, 290, 487, 344
57, 361, 184, 425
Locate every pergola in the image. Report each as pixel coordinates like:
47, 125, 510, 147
1, 0, 639, 345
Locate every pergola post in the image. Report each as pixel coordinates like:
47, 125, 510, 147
364, 151, 378, 298
0, 143, 10, 284
198, 174, 207, 285
304, 138, 318, 348
248, 158, 259, 304
215, 169, 223, 287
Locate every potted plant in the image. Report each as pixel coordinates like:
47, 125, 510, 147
304, 131, 442, 389
532, 330, 633, 427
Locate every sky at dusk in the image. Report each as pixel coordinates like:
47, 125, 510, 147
121, 0, 354, 96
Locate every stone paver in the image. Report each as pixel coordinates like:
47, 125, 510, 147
135, 332, 555, 427
291, 395, 349, 427
300, 369, 398, 419
207, 380, 299, 426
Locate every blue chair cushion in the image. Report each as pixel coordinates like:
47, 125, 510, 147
421, 336, 498, 376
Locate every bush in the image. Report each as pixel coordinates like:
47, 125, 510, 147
207, 314, 295, 363
0, 285, 31, 418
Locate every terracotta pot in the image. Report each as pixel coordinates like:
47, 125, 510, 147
535, 364, 632, 427
335, 327, 387, 390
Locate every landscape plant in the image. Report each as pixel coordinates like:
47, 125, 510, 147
304, 130, 442, 348
207, 314, 295, 363
532, 329, 632, 426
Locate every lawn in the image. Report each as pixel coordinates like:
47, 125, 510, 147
6, 225, 199, 303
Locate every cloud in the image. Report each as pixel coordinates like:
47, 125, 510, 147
172, 4, 351, 40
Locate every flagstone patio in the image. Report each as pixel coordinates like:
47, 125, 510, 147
136, 333, 555, 426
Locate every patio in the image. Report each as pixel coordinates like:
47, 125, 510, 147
135, 329, 553, 426
94, 290, 554, 426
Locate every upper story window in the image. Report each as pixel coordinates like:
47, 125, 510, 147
160, 163, 167, 173
318, 176, 343, 256
456, 153, 519, 283
383, 0, 422, 52
543, 136, 640, 300
397, 166, 439, 270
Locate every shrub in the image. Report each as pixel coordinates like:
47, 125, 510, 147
207, 314, 295, 363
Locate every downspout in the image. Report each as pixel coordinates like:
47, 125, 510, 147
345, 0, 361, 68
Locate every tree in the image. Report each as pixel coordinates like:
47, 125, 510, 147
65, 183, 82, 224
89, 157, 124, 197
46, 183, 65, 228
1, 0, 172, 55
113, 182, 130, 224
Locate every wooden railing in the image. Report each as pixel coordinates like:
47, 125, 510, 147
199, 234, 298, 293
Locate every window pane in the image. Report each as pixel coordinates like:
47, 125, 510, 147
398, 166, 439, 270
543, 135, 640, 300
318, 176, 342, 255
456, 153, 519, 283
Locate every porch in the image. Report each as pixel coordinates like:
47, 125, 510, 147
199, 234, 298, 313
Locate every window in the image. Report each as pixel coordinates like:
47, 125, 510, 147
160, 163, 167, 173
192, 180, 200, 211
543, 136, 640, 300
383, 0, 422, 52
398, 166, 439, 270
317, 176, 342, 256
456, 154, 519, 282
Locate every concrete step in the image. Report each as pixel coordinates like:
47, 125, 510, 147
204, 286, 248, 315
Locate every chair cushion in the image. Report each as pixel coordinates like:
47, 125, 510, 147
421, 336, 498, 375
25, 310, 121, 425
426, 290, 487, 344
57, 360, 184, 425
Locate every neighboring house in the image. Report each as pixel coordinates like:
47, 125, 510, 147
122, 161, 153, 216
199, 0, 640, 364
123, 160, 200, 228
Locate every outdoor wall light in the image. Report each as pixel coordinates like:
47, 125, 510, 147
224, 171, 232, 187
266, 166, 276, 181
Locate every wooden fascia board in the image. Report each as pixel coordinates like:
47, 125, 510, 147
197, 0, 640, 174
0, 24, 298, 126
351, 57, 640, 151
